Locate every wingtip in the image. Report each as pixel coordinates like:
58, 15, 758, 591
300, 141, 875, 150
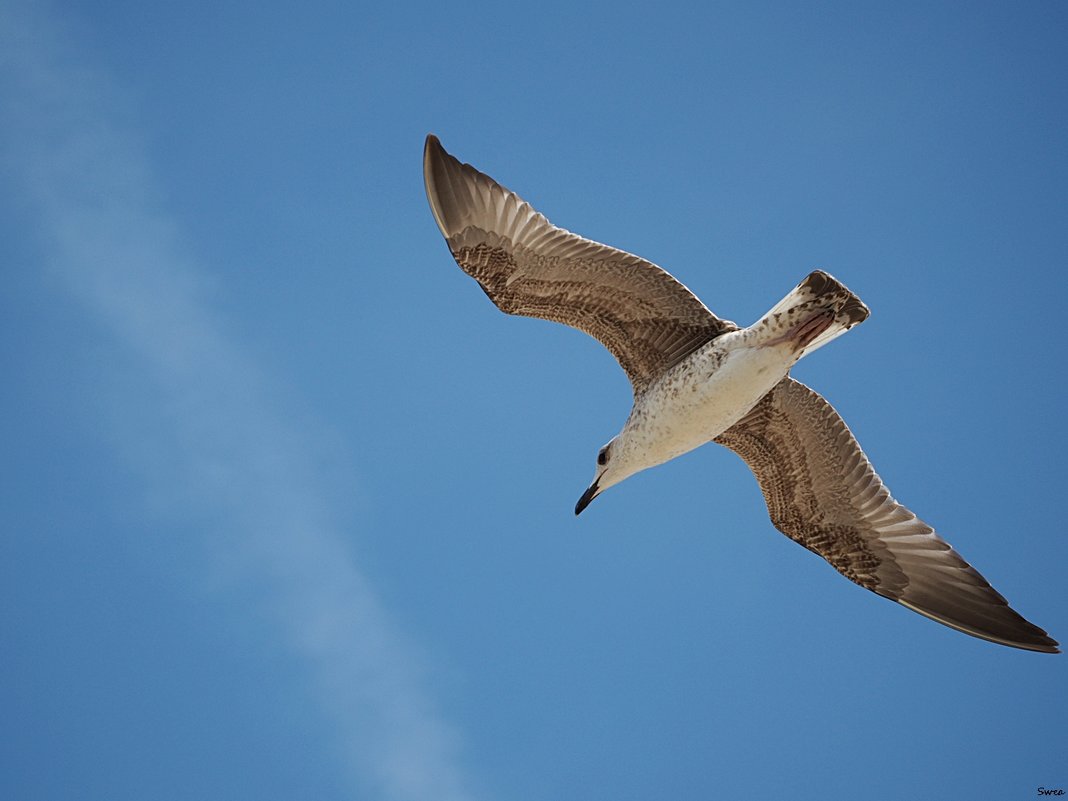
1029, 627, 1061, 654
423, 134, 451, 237
894, 597, 1061, 654
423, 133, 442, 175
1031, 632, 1061, 654
1013, 633, 1060, 654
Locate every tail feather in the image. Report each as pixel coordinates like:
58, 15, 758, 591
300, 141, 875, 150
761, 270, 869, 357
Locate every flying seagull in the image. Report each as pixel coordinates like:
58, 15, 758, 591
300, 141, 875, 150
423, 133, 1058, 654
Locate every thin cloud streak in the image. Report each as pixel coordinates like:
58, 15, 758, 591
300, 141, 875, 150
0, 5, 481, 800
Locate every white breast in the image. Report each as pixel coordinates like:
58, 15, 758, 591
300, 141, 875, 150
625, 332, 798, 469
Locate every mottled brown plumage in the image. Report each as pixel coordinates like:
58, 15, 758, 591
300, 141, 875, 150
715, 378, 1058, 652
424, 135, 735, 392
424, 134, 1058, 653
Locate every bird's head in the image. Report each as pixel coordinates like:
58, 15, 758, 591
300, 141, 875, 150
575, 436, 638, 515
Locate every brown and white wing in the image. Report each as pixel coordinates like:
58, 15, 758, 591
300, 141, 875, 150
714, 377, 1059, 653
423, 135, 737, 393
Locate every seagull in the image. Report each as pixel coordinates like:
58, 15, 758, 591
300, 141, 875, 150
422, 133, 1058, 654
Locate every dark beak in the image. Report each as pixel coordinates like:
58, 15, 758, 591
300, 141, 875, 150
574, 478, 601, 516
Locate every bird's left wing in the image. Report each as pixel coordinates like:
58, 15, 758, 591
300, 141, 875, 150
423, 134, 737, 393
714, 377, 1059, 653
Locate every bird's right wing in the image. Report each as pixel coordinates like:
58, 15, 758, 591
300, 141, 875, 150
714, 377, 1058, 653
424, 135, 737, 393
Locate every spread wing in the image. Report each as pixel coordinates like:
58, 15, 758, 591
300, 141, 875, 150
714, 377, 1059, 653
423, 134, 737, 393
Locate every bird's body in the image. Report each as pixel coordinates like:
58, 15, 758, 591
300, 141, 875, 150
601, 273, 865, 492
423, 133, 1058, 653
622, 330, 793, 471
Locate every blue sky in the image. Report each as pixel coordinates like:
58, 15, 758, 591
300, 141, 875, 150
2, 1, 1066, 799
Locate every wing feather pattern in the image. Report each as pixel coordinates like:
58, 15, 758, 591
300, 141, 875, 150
424, 135, 736, 392
715, 378, 1059, 653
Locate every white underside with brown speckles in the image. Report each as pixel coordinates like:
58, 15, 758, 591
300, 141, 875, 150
621, 330, 800, 471
592, 275, 854, 492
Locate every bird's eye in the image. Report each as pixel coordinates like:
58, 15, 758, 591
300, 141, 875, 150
597, 449, 609, 466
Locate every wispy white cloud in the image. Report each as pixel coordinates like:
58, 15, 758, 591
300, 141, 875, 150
0, 4, 481, 799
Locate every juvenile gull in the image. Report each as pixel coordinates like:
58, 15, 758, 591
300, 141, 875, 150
423, 134, 1058, 654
